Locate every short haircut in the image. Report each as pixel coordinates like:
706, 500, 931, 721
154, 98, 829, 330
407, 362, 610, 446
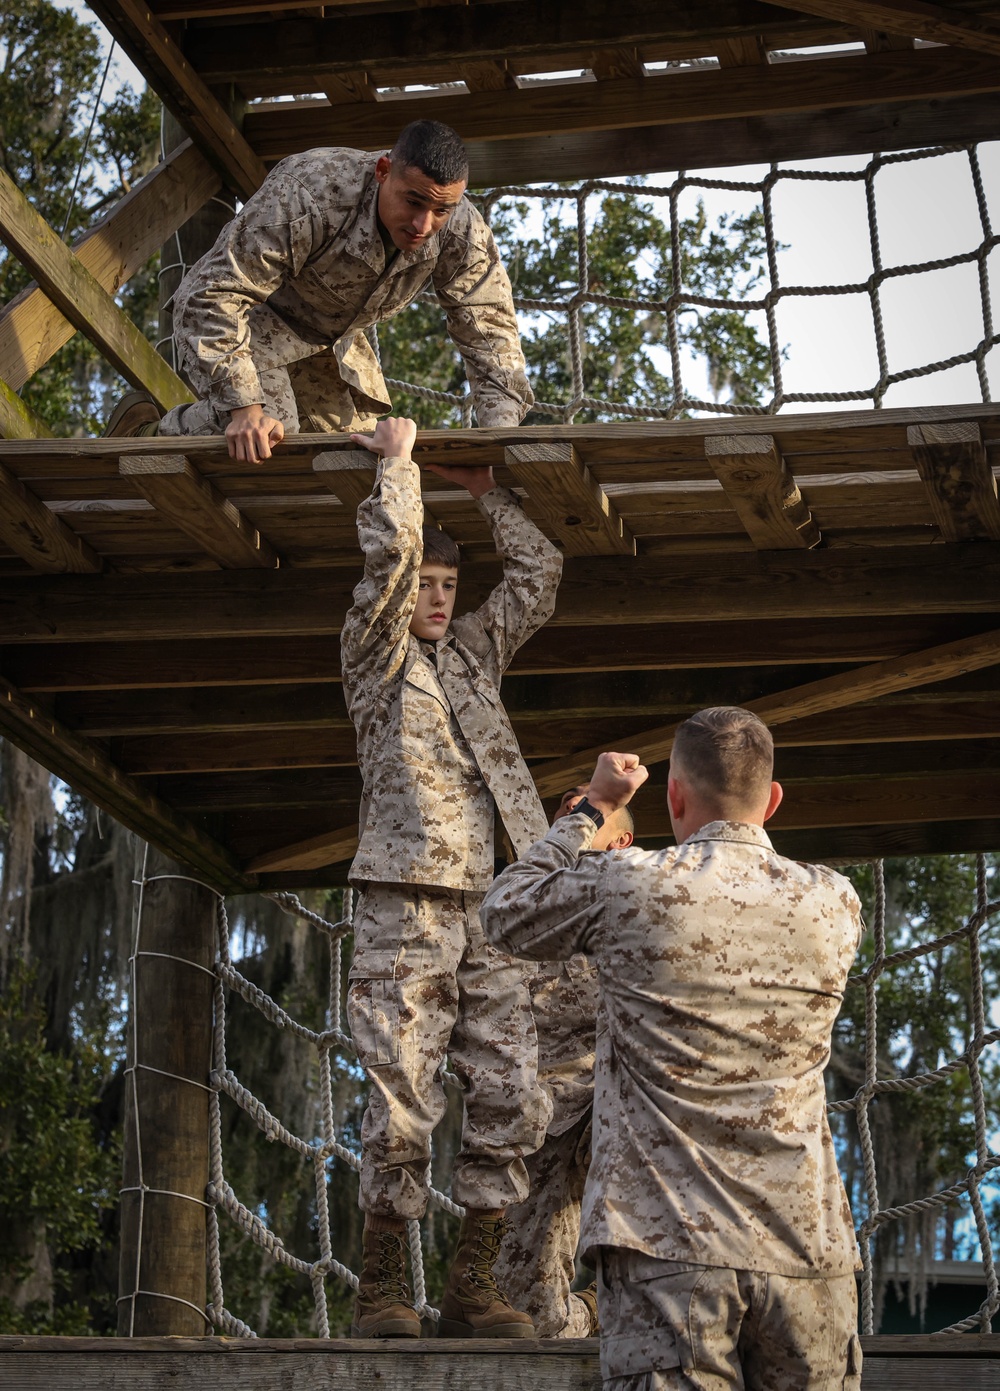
671, 707, 774, 812
390, 121, 469, 186
421, 523, 460, 570
609, 803, 635, 839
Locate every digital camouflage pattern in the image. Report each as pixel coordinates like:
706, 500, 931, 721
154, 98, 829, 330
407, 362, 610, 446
159, 146, 533, 436
341, 453, 562, 892
493, 954, 598, 1335
347, 882, 550, 1217
481, 815, 864, 1278
599, 1250, 862, 1390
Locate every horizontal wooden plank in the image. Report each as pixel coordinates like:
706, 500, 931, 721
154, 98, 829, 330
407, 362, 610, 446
0, 464, 102, 573
3, 543, 1000, 644
0, 674, 252, 892
766, 1, 1000, 59
243, 46, 1000, 157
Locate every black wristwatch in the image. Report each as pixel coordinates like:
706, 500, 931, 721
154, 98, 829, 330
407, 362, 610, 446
574, 798, 605, 829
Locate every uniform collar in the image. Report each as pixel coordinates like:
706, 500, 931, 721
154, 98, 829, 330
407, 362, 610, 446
684, 820, 774, 850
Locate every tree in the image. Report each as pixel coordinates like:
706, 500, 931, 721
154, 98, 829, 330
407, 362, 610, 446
377, 183, 777, 427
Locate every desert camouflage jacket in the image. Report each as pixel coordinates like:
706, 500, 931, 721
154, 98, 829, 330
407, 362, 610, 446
530, 954, 598, 1134
482, 816, 865, 1276
172, 147, 533, 426
342, 454, 562, 890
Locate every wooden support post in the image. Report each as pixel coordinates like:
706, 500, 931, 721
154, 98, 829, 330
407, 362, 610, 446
907, 421, 1000, 541
0, 462, 101, 572
118, 843, 217, 1336
504, 442, 636, 555
120, 454, 281, 570
705, 433, 821, 549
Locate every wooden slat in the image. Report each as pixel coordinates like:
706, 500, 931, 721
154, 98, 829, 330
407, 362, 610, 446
0, 169, 194, 413
324, 71, 381, 103
243, 45, 1000, 157
705, 434, 821, 550
0, 374, 53, 441
589, 49, 645, 81
120, 454, 280, 569
908, 422, 1000, 542
716, 35, 768, 66
765, 0, 1000, 58
86, 0, 267, 200
3, 542, 1000, 644
460, 61, 520, 92
462, 90, 1000, 185
0, 141, 221, 394
0, 674, 251, 892
312, 449, 377, 510
504, 443, 636, 556
0, 464, 101, 573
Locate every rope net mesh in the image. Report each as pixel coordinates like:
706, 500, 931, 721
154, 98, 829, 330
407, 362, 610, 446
374, 143, 999, 424
120, 854, 1000, 1339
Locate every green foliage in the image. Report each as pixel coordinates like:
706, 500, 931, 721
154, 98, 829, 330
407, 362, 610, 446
378, 185, 777, 426
0, 0, 161, 437
0, 966, 120, 1333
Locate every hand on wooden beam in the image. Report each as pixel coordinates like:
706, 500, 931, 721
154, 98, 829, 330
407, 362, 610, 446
225, 403, 285, 463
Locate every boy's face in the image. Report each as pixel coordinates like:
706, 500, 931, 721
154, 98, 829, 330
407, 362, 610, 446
410, 563, 458, 640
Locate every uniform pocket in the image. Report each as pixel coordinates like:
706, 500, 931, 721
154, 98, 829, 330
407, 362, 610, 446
348, 948, 400, 1066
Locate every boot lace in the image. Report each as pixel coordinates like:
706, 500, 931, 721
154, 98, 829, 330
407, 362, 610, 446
467, 1214, 508, 1294
374, 1230, 410, 1302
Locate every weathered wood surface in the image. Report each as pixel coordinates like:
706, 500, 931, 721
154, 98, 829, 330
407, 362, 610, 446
0, 463, 102, 573
908, 422, 1000, 542
766, 0, 1000, 58
243, 46, 1000, 157
86, 0, 267, 199
505, 443, 636, 556
705, 433, 821, 549
0, 140, 220, 394
0, 372, 54, 440
2, 1332, 999, 1391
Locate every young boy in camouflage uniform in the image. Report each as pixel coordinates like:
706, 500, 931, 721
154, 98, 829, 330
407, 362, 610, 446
341, 415, 562, 1339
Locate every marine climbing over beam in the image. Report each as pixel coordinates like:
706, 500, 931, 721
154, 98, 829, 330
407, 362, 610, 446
105, 120, 532, 459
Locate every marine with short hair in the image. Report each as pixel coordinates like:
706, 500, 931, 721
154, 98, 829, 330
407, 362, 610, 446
341, 415, 563, 1340
482, 708, 864, 1389
107, 121, 532, 459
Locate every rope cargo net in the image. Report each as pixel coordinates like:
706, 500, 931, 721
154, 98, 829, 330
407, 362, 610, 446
157, 142, 1000, 425
118, 854, 1000, 1339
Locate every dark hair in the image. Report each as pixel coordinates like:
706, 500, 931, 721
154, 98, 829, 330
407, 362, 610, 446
421, 523, 460, 569
389, 121, 469, 186
671, 707, 774, 812
609, 803, 635, 838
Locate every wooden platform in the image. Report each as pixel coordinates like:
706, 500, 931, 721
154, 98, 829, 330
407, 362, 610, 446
3, 1333, 1000, 1390
2, 405, 1000, 888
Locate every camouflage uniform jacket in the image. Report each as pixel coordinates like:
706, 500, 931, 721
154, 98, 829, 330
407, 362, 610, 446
482, 816, 864, 1277
172, 147, 532, 426
530, 955, 598, 1135
342, 454, 562, 891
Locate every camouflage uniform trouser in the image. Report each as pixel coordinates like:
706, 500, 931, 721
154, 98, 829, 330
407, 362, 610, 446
599, 1250, 863, 1391
492, 1109, 593, 1337
160, 342, 379, 438
347, 882, 552, 1220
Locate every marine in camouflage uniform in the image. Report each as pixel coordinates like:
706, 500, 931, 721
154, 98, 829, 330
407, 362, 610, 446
482, 715, 864, 1388
341, 421, 562, 1336
493, 788, 633, 1339
159, 135, 531, 440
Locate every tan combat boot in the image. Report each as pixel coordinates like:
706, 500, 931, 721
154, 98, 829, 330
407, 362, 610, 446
103, 390, 161, 438
438, 1208, 534, 1338
351, 1215, 421, 1339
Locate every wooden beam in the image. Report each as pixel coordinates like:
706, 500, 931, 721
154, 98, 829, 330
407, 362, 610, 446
908, 422, 1000, 542
243, 45, 1000, 157
0, 674, 252, 891
527, 625, 1000, 797
0, 142, 221, 395
183, 0, 806, 86
460, 61, 520, 92
86, 0, 267, 200
0, 169, 195, 413
765, 0, 1000, 59
120, 454, 281, 569
312, 449, 377, 511
0, 463, 101, 574
461, 90, 1000, 184
0, 374, 53, 441
504, 442, 636, 556
589, 49, 646, 81
324, 72, 382, 104
705, 434, 820, 550
716, 35, 769, 66
2, 542, 1000, 644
